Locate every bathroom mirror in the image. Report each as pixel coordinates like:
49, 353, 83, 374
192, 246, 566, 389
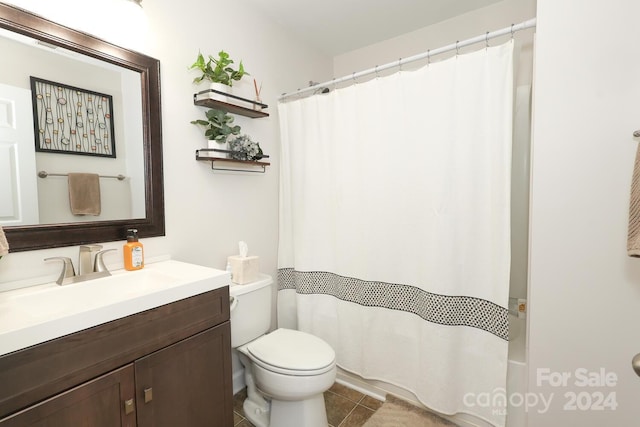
0, 3, 164, 252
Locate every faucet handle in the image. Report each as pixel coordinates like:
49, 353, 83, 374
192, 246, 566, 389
94, 249, 116, 274
44, 256, 76, 285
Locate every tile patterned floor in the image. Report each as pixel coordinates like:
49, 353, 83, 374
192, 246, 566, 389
233, 382, 384, 427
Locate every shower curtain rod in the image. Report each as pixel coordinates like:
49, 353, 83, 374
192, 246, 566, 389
279, 17, 536, 101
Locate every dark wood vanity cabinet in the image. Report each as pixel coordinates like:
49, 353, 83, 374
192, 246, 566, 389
0, 287, 233, 427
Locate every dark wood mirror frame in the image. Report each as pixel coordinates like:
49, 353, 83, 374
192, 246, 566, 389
0, 3, 165, 252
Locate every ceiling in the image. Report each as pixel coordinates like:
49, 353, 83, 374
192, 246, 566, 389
242, 0, 502, 56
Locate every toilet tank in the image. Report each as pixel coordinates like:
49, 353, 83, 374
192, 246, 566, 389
229, 274, 273, 347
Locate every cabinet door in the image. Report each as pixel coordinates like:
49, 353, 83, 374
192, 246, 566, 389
135, 323, 233, 427
0, 364, 135, 427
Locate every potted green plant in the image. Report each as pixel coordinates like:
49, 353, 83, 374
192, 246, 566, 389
191, 108, 241, 158
189, 50, 248, 102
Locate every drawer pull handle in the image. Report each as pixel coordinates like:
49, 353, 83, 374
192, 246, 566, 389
124, 398, 135, 414
144, 387, 153, 403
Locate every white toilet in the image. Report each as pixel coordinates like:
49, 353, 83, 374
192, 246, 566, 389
229, 274, 336, 427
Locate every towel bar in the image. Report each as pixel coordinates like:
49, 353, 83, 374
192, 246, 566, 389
38, 171, 126, 181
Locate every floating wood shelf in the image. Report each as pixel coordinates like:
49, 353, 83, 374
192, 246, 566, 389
196, 149, 270, 173
193, 90, 269, 118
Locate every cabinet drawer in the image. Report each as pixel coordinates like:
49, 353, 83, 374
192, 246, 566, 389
0, 287, 229, 418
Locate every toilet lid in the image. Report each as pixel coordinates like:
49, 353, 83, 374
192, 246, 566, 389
247, 328, 335, 375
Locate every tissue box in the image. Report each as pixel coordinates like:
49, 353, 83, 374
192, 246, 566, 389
228, 255, 259, 284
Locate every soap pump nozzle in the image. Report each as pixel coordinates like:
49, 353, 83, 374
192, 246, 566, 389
126, 228, 139, 242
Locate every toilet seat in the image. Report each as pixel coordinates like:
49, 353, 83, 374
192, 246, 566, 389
246, 328, 335, 376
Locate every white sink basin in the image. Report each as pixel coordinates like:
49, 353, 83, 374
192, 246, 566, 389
0, 260, 230, 356
12, 269, 180, 317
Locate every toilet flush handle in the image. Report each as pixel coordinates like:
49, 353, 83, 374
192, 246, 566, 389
230, 295, 238, 312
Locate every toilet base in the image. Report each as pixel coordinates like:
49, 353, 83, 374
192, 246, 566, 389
270, 393, 328, 427
243, 397, 270, 427
240, 351, 270, 427
243, 392, 328, 427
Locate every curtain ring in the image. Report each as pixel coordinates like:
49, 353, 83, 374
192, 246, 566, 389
485, 31, 490, 49
511, 23, 515, 39
456, 40, 460, 57
352, 71, 357, 84
375, 65, 379, 78
398, 57, 402, 72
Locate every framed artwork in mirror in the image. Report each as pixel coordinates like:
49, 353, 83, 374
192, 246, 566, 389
30, 76, 116, 158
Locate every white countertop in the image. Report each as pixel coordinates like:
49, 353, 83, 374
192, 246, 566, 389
0, 260, 230, 356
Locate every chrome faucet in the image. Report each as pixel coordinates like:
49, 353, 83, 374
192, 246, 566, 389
45, 245, 116, 285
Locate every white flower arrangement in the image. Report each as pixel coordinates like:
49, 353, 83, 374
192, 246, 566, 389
228, 134, 264, 161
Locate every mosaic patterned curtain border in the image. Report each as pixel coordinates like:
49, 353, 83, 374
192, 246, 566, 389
278, 268, 509, 340
30, 76, 116, 158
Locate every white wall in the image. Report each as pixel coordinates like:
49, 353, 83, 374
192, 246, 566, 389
528, 0, 640, 424
0, 0, 332, 293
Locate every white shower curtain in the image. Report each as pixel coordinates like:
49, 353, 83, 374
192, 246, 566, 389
278, 42, 513, 427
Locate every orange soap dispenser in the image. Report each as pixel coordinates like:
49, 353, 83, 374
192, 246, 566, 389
123, 228, 144, 271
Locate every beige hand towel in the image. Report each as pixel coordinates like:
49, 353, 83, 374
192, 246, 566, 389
0, 226, 9, 257
628, 146, 640, 256
68, 173, 101, 216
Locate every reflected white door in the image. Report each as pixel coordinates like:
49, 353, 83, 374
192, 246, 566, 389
0, 83, 39, 225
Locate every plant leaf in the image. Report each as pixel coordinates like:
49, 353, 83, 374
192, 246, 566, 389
188, 52, 206, 70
